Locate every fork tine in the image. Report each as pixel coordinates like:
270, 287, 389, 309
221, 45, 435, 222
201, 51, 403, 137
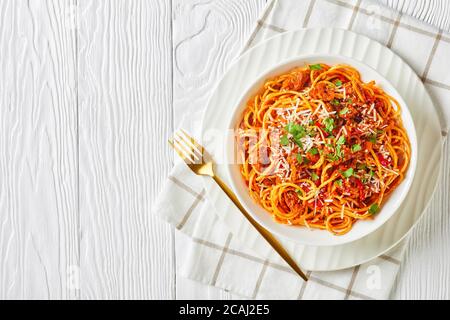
173, 135, 198, 164
169, 138, 194, 164
180, 129, 204, 156
173, 137, 195, 163
175, 132, 202, 161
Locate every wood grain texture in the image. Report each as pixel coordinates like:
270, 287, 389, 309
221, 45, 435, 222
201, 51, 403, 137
0, 0, 448, 300
77, 0, 174, 299
172, 0, 267, 299
378, 0, 450, 32
0, 0, 79, 299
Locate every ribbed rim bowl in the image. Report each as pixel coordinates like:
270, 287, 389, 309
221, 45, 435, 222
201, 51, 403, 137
225, 54, 418, 247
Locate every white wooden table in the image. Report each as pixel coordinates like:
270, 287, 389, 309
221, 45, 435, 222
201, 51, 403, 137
0, 0, 449, 300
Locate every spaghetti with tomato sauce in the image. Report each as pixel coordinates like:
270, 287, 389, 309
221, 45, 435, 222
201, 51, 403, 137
237, 63, 411, 235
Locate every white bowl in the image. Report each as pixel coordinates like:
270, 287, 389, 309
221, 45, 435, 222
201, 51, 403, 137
225, 54, 418, 247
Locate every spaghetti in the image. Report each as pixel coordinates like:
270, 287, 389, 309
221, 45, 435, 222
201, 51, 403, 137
237, 63, 411, 235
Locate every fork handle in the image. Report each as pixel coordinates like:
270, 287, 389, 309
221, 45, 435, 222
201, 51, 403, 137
212, 175, 308, 281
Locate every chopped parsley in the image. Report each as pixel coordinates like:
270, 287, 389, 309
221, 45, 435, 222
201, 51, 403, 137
326, 136, 345, 161
351, 144, 362, 152
368, 203, 380, 215
368, 133, 377, 144
335, 146, 343, 159
280, 134, 289, 146
335, 179, 343, 187
332, 136, 346, 159
311, 172, 319, 181
285, 122, 307, 148
327, 154, 339, 162
339, 107, 349, 115
309, 64, 322, 70
335, 80, 342, 87
342, 168, 354, 178
285, 122, 306, 138
308, 147, 319, 155
369, 170, 374, 177
285, 122, 303, 134
294, 139, 303, 148
323, 118, 335, 134
331, 99, 340, 106
296, 153, 303, 164
336, 136, 346, 145
357, 163, 367, 170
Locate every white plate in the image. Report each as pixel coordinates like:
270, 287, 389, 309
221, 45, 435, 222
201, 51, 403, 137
201, 28, 442, 271
225, 54, 418, 247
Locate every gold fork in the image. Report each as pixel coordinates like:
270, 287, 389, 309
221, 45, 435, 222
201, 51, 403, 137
169, 129, 308, 281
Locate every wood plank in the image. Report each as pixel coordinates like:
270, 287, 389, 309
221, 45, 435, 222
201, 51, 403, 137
172, 0, 267, 299
0, 0, 78, 299
77, 0, 174, 299
378, 0, 450, 32
0, 0, 446, 300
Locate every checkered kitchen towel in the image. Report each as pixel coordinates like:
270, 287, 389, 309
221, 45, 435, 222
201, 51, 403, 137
154, 0, 450, 299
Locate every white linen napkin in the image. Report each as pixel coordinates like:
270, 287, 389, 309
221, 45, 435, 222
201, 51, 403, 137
153, 0, 450, 299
